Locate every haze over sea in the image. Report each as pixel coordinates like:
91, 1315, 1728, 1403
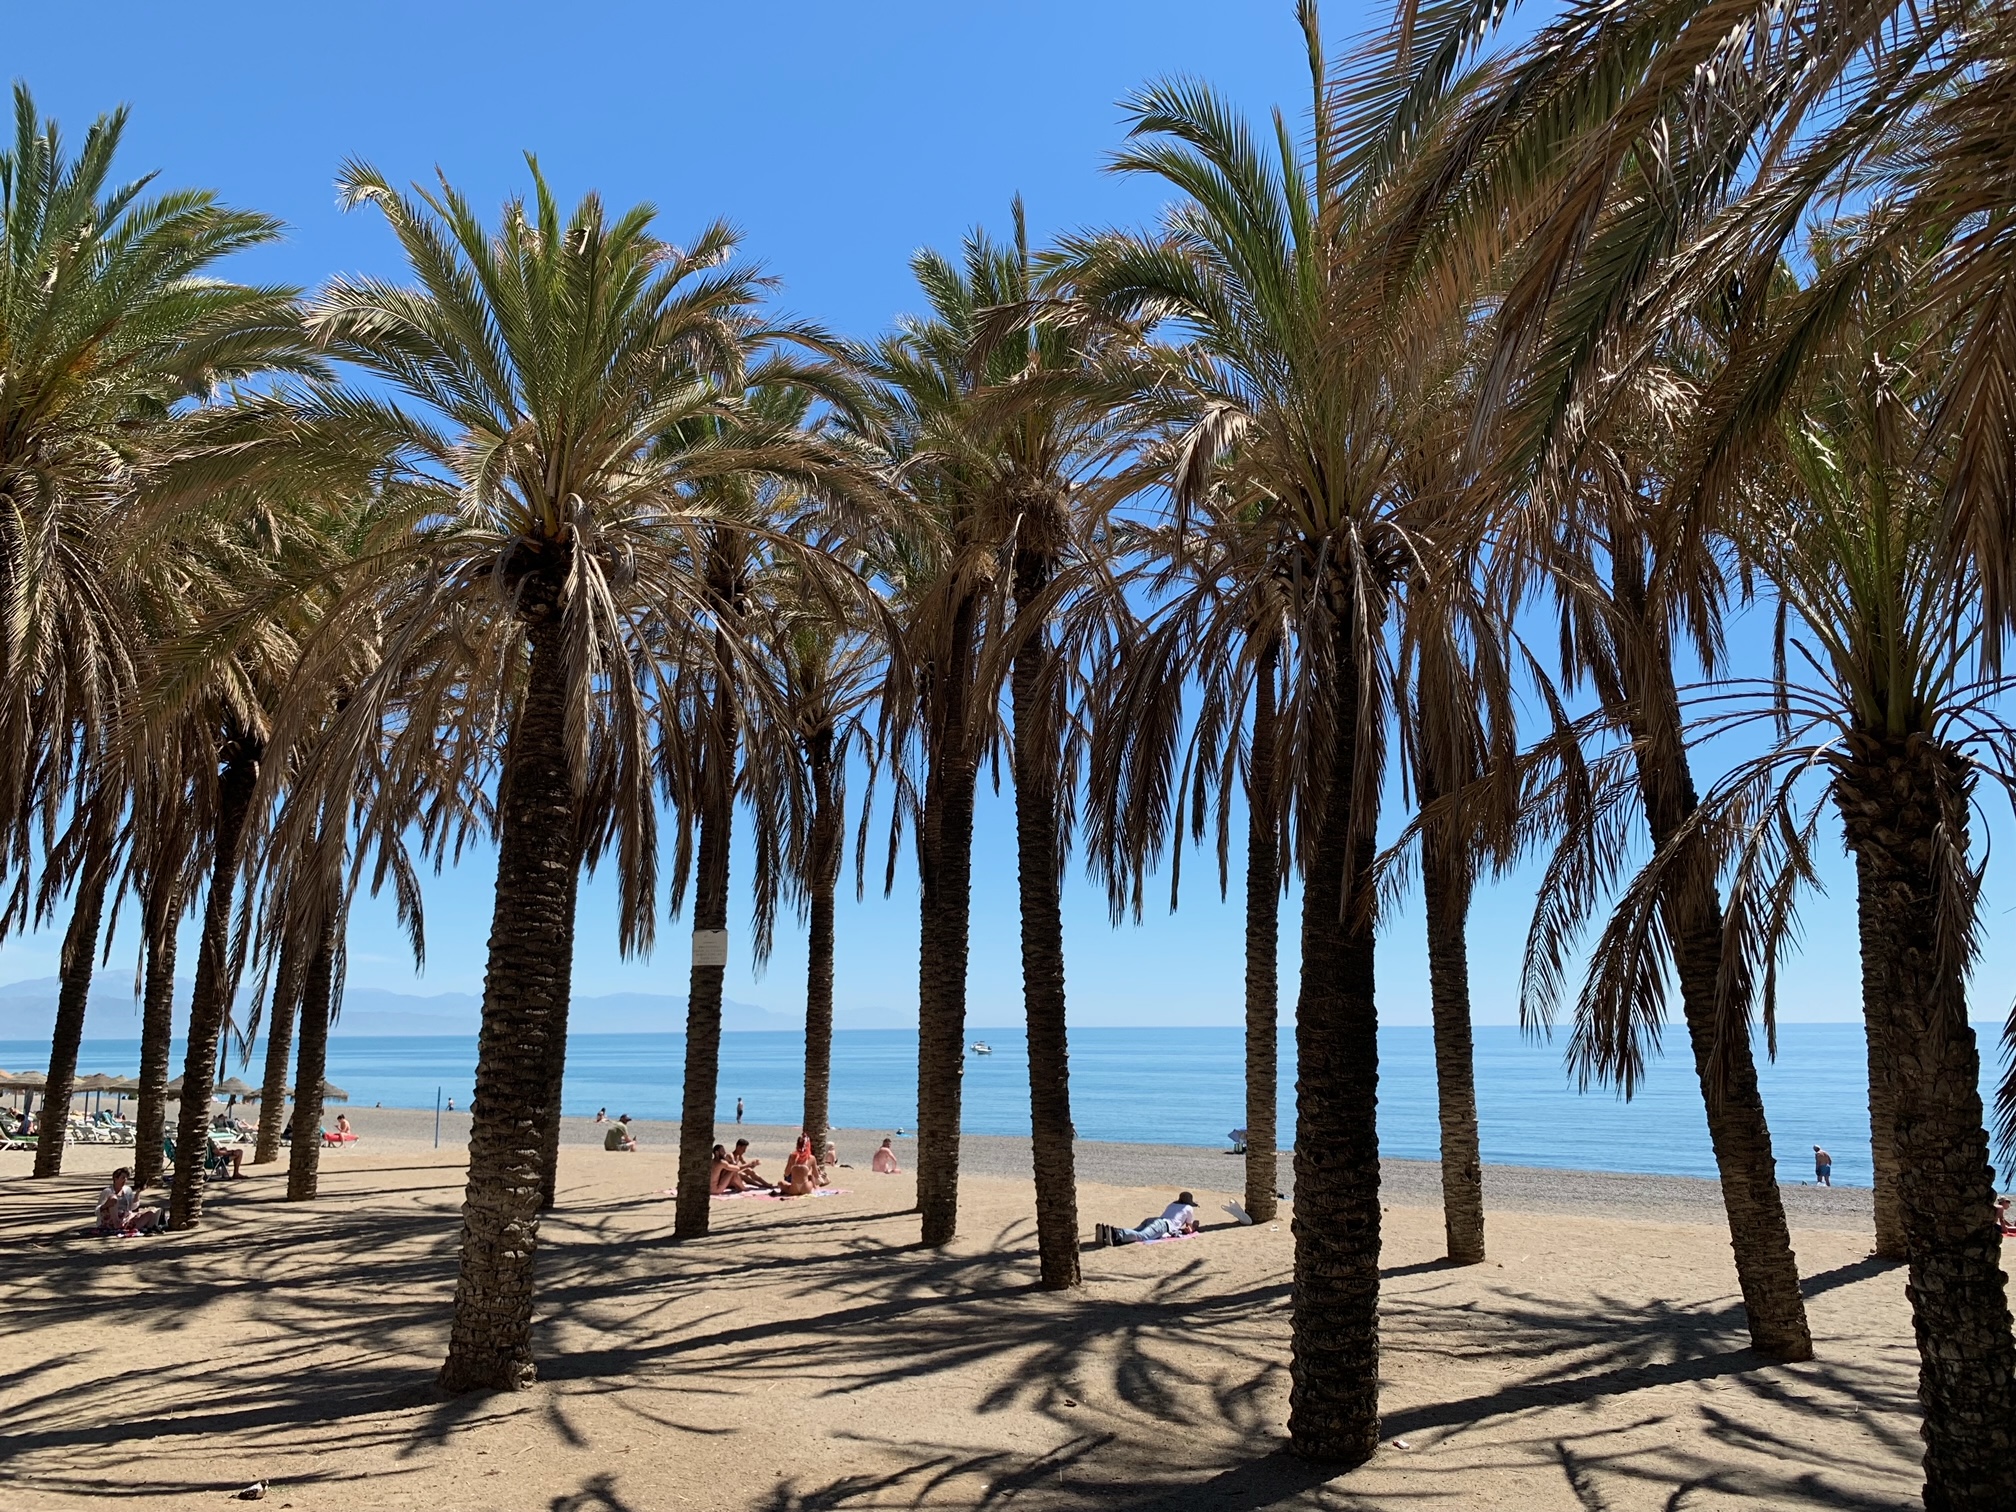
13, 1022, 2001, 1190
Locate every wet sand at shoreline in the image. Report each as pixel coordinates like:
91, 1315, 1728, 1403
0, 1129, 1925, 1511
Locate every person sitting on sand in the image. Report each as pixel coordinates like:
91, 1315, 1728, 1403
604, 1114, 638, 1152
1996, 1196, 2016, 1238
1096, 1192, 1200, 1248
822, 1141, 841, 1169
778, 1134, 824, 1196
871, 1138, 900, 1174
729, 1139, 774, 1189
594, 1108, 607, 1124
709, 1144, 738, 1193
96, 1168, 159, 1237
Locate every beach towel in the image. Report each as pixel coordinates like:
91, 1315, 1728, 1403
691, 1187, 850, 1202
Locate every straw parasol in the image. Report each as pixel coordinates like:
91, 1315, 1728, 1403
216, 1077, 258, 1100
291, 1080, 349, 1103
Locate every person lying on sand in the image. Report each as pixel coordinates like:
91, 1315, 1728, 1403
604, 1114, 638, 1152
1095, 1192, 1200, 1247
96, 1168, 160, 1236
871, 1138, 900, 1174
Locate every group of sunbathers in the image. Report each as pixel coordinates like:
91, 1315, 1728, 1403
710, 1133, 835, 1196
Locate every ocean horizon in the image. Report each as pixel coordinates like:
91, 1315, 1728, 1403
9, 1021, 2004, 1190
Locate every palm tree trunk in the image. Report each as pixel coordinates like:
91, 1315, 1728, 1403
168, 734, 261, 1231
1615, 564, 1812, 1361
1850, 847, 1907, 1258
537, 855, 582, 1212
1012, 552, 1079, 1290
1836, 730, 2016, 1512
802, 722, 839, 1157
1421, 805, 1485, 1264
1243, 636, 1281, 1226
133, 880, 180, 1190
285, 909, 338, 1202
1288, 598, 1383, 1466
33, 839, 112, 1178
673, 663, 738, 1241
917, 592, 980, 1248
253, 926, 305, 1166
438, 601, 579, 1394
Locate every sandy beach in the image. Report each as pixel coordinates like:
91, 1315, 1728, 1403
0, 1117, 1926, 1510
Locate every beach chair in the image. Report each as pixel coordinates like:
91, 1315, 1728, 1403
161, 1137, 233, 1180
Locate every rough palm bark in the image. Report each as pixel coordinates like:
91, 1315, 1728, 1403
1850, 849, 1907, 1259
674, 658, 738, 1241
168, 733, 262, 1231
33, 841, 112, 1178
1420, 786, 1485, 1264
1615, 568, 1812, 1361
1012, 547, 1080, 1290
438, 587, 579, 1393
536, 855, 582, 1212
1836, 731, 2016, 1512
1243, 637, 1281, 1226
916, 593, 981, 1248
254, 928, 305, 1166
285, 911, 338, 1202
801, 721, 840, 1158
133, 880, 180, 1189
1288, 600, 1383, 1465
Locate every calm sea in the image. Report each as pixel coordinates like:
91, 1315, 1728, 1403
9, 1023, 2006, 1189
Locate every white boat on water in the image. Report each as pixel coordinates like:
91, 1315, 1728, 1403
969, 1041, 993, 1055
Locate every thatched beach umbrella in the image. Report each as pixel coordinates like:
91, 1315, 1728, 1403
75, 1073, 118, 1116
317, 1082, 349, 1104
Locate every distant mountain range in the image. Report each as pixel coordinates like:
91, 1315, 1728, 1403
0, 976, 919, 1041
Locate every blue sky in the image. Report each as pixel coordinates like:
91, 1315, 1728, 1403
3, 0, 2011, 1035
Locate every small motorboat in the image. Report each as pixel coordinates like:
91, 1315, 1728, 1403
969, 1042, 993, 1056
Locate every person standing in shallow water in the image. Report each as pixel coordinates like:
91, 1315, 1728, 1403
1813, 1146, 1832, 1186
736, 1097, 744, 1125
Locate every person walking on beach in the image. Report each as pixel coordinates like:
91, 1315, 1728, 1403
736, 1097, 744, 1125
1096, 1192, 1201, 1247
1813, 1146, 1833, 1186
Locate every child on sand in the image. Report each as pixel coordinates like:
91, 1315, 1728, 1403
1096, 1192, 1200, 1247
871, 1139, 900, 1174
96, 1169, 159, 1237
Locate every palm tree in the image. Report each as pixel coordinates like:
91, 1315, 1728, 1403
292, 162, 858, 1388
1059, 3, 1492, 1457
853, 270, 1000, 1250
28, 801, 119, 1178
1508, 353, 1816, 1362
754, 573, 882, 1161
1088, 495, 1295, 1230
0, 87, 302, 1179
1653, 237, 2016, 1508
664, 386, 872, 1242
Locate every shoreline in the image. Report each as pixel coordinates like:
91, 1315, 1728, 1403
220, 1103, 1879, 1230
